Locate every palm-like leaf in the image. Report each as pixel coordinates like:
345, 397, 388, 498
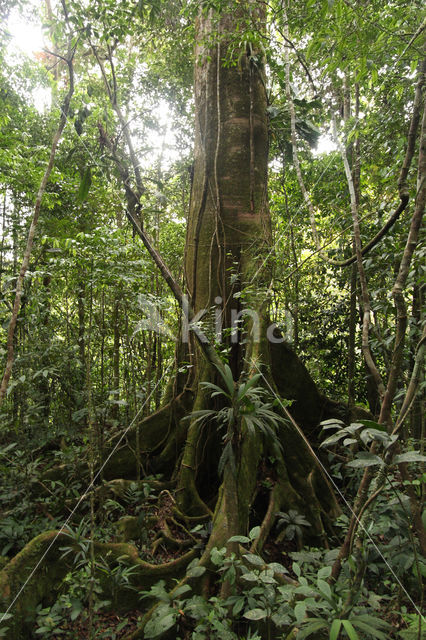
187, 371, 288, 477
214, 363, 235, 397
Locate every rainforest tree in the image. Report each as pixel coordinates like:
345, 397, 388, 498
0, 0, 424, 638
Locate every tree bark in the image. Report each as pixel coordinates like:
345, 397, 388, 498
174, 5, 341, 543
185, 7, 270, 372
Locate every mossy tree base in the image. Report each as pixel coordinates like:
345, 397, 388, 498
0, 6, 370, 637
0, 530, 197, 637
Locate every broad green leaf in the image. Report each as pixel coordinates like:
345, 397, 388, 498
173, 584, 192, 598
347, 453, 383, 468
228, 535, 250, 543
318, 566, 332, 579
243, 608, 267, 620
329, 619, 342, 640
393, 452, 426, 464
320, 432, 346, 448
210, 547, 226, 566
243, 553, 264, 566
341, 620, 360, 640
317, 578, 332, 601
354, 615, 391, 629
359, 420, 386, 431
294, 601, 306, 623
241, 572, 258, 582
320, 419, 345, 429
294, 585, 316, 596
186, 565, 206, 578
360, 429, 390, 446
77, 167, 91, 203
233, 598, 245, 616
268, 562, 288, 573
249, 526, 261, 540
296, 620, 328, 639
271, 611, 291, 627
346, 423, 365, 434
260, 573, 277, 584
144, 612, 176, 638
350, 620, 388, 640
70, 603, 82, 621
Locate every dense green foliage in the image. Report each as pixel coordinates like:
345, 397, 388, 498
0, 0, 424, 638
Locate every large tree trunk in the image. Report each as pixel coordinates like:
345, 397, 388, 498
100, 5, 345, 540
0, 6, 344, 635
185, 9, 271, 358
172, 5, 340, 548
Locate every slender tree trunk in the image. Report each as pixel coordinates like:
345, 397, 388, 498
409, 279, 424, 440
0, 194, 6, 292
0, 53, 74, 405
39, 271, 52, 423
347, 262, 357, 408
111, 296, 120, 421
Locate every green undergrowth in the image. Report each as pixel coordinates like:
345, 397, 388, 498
0, 424, 424, 639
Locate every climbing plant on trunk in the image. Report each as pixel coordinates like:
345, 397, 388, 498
5, 1, 424, 637
171, 3, 341, 549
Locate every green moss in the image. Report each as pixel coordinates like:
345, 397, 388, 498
0, 530, 198, 638
114, 516, 141, 542
0, 531, 70, 637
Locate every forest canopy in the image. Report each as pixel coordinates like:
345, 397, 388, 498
0, 0, 424, 638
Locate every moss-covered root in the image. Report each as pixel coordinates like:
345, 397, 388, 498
0, 531, 71, 637
122, 447, 263, 639
0, 530, 197, 638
